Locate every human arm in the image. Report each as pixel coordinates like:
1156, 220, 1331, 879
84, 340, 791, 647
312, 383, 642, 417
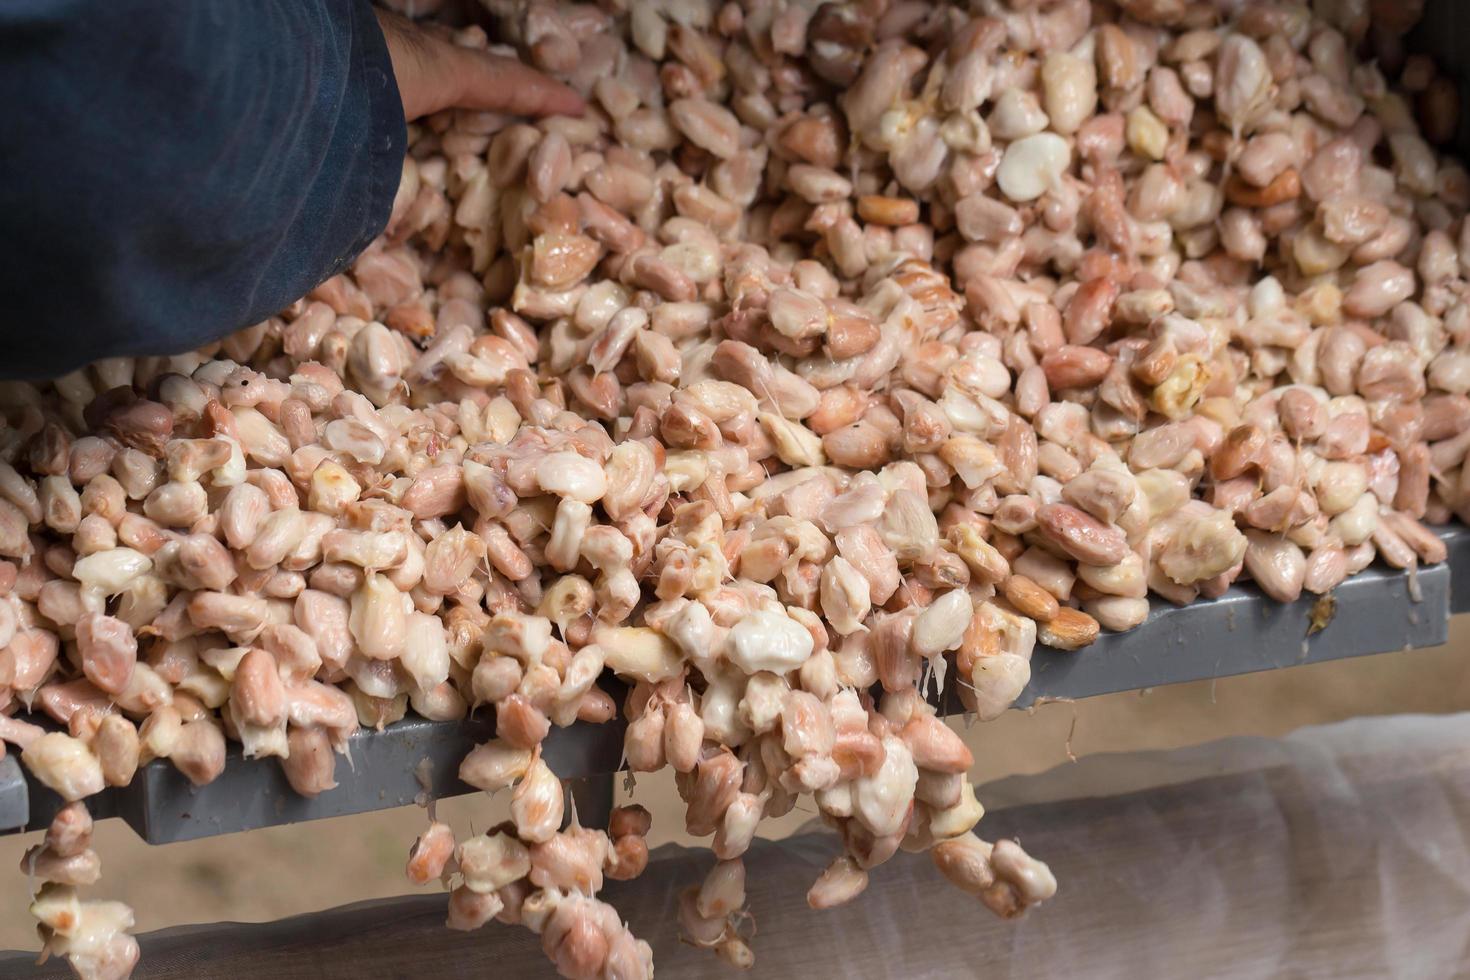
0, 0, 579, 380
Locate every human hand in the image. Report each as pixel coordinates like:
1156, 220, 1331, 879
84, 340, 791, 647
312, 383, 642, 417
374, 8, 585, 120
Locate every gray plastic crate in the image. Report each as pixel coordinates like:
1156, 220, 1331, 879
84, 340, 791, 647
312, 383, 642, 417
2, 526, 1462, 843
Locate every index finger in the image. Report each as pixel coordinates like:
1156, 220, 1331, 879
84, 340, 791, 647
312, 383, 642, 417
456, 52, 586, 118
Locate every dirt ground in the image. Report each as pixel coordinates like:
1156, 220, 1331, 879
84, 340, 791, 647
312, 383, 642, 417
1, 618, 1468, 954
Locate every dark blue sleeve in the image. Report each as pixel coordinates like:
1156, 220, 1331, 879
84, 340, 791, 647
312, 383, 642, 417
0, 0, 407, 380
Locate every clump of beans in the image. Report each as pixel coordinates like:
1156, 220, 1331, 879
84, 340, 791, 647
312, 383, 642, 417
4, 0, 1465, 975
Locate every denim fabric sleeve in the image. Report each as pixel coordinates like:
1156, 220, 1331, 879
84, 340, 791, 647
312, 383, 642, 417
0, 0, 406, 380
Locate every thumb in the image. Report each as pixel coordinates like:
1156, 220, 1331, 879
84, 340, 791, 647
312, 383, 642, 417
453, 51, 586, 118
